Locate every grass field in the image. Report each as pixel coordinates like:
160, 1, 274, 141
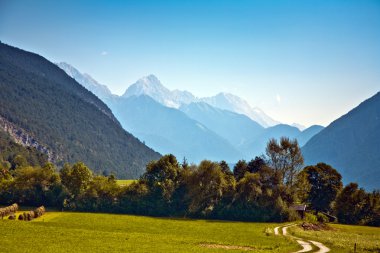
0, 211, 299, 253
2, 211, 379, 253
116, 179, 137, 187
289, 223, 380, 253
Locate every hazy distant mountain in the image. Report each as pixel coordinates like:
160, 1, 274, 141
0, 42, 160, 178
291, 123, 307, 131
296, 125, 324, 147
172, 89, 197, 105
107, 95, 242, 163
201, 92, 280, 127
57, 68, 242, 163
241, 124, 301, 157
180, 102, 264, 148
58, 63, 324, 163
57, 62, 113, 99
303, 92, 380, 190
122, 75, 196, 108
120, 74, 280, 127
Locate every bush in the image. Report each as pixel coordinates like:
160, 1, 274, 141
304, 212, 317, 223
317, 213, 329, 223
287, 209, 301, 221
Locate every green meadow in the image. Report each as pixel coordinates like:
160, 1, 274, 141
0, 211, 298, 253
289, 223, 380, 253
1, 211, 379, 252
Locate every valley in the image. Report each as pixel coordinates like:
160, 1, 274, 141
0, 1, 379, 252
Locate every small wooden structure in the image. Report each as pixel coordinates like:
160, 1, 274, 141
290, 204, 307, 219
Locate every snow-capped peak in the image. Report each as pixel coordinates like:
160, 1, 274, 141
123, 75, 198, 108
201, 92, 280, 127
57, 62, 112, 99
57, 62, 281, 128
140, 74, 161, 85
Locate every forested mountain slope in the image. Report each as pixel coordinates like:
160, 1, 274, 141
0, 42, 160, 178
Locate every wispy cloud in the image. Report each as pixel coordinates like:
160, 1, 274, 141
276, 94, 281, 104
101, 51, 108, 56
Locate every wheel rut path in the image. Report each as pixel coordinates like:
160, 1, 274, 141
274, 224, 330, 253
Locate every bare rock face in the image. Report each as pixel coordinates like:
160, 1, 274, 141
0, 115, 55, 161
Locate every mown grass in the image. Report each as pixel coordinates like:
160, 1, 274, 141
289, 223, 380, 253
116, 179, 136, 187
0, 211, 299, 253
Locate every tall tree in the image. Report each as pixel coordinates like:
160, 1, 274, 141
266, 137, 304, 186
219, 160, 233, 176
335, 183, 367, 224
60, 162, 93, 197
187, 160, 229, 216
142, 154, 181, 201
247, 156, 266, 173
300, 163, 343, 212
233, 160, 248, 181
13, 163, 62, 206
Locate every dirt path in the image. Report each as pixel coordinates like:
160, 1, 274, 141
274, 224, 330, 253
295, 240, 313, 253
309, 240, 330, 253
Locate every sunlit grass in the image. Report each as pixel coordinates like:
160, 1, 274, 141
289, 223, 380, 253
0, 211, 298, 253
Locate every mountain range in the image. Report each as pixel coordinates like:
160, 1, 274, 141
108, 95, 242, 163
58, 62, 324, 163
120, 73, 280, 127
1, 44, 378, 190
0, 42, 160, 178
56, 62, 380, 190
200, 92, 280, 127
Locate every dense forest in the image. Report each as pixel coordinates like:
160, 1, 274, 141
0, 42, 160, 178
1, 137, 378, 226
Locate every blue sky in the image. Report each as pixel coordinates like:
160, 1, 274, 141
1, 0, 379, 126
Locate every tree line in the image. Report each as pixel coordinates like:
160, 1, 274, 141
0, 137, 379, 226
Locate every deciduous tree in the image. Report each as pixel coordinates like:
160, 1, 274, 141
266, 137, 304, 186
300, 163, 342, 212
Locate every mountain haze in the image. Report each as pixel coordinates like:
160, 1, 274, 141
108, 95, 242, 163
241, 124, 301, 157
296, 125, 324, 147
201, 93, 280, 127
0, 42, 160, 178
58, 63, 324, 163
303, 92, 380, 190
179, 102, 265, 147
121, 73, 279, 128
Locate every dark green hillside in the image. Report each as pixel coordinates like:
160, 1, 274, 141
0, 42, 160, 178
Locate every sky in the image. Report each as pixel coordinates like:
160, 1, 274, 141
1, 0, 379, 127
